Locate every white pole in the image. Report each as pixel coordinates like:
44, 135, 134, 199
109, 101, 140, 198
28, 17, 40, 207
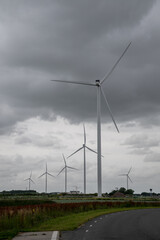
96, 80, 102, 197
84, 145, 86, 194
65, 167, 67, 193
45, 173, 47, 193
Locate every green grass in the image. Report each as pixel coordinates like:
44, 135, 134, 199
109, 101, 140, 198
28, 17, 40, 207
1, 205, 160, 239
0, 229, 19, 240
25, 207, 158, 231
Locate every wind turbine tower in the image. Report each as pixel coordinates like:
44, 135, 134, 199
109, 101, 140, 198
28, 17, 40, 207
119, 167, 133, 190
51, 42, 131, 196
57, 154, 77, 193
38, 163, 55, 193
24, 171, 35, 191
67, 124, 97, 194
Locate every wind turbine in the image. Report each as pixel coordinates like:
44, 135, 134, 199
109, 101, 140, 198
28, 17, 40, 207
57, 154, 77, 193
67, 124, 97, 194
51, 42, 131, 196
24, 171, 35, 191
119, 167, 132, 190
38, 163, 55, 193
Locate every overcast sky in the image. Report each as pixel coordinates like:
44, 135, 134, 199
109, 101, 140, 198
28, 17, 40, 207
0, 0, 160, 194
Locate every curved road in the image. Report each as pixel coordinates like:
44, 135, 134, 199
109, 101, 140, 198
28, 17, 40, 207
61, 208, 160, 240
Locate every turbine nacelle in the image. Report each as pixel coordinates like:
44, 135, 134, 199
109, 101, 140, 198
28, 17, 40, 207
95, 80, 100, 86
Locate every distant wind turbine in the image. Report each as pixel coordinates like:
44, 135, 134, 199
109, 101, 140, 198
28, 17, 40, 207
24, 171, 35, 191
38, 163, 55, 193
57, 154, 77, 193
67, 124, 97, 194
51, 42, 131, 196
119, 167, 133, 190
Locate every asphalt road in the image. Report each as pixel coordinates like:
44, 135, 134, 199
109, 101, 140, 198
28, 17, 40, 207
61, 208, 160, 240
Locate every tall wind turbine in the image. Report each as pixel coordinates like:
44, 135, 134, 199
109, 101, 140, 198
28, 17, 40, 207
119, 167, 132, 190
51, 42, 131, 196
57, 154, 77, 193
67, 124, 97, 194
24, 171, 35, 191
38, 163, 55, 193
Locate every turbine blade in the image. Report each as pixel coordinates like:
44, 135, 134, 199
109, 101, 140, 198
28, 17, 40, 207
101, 42, 131, 84
62, 153, 66, 165
24, 178, 29, 181
83, 124, 86, 145
51, 79, 96, 87
101, 87, 119, 133
30, 171, 32, 178
67, 146, 84, 158
47, 172, 55, 178
57, 167, 65, 176
67, 166, 78, 170
128, 167, 132, 174
85, 146, 97, 154
85, 146, 104, 157
38, 172, 45, 178
128, 176, 133, 183
30, 179, 35, 184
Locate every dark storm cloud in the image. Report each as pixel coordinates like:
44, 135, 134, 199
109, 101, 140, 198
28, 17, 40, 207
0, 0, 158, 132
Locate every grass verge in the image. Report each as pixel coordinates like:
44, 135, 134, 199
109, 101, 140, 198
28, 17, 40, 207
25, 207, 156, 231
1, 207, 159, 239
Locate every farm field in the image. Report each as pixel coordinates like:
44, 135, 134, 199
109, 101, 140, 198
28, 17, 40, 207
0, 196, 160, 239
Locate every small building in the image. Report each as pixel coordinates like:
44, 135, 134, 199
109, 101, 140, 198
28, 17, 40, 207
112, 191, 125, 198
70, 190, 80, 194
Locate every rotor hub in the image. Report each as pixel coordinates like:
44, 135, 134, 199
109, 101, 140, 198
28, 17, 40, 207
95, 79, 100, 86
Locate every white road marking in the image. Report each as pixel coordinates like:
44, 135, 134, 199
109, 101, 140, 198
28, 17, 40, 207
90, 225, 93, 227
51, 231, 59, 240
86, 230, 89, 232
94, 221, 97, 223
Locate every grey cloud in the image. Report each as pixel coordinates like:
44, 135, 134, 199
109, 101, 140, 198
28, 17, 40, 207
0, 0, 159, 133
123, 134, 160, 155
144, 152, 160, 162
0, 154, 58, 180
124, 134, 159, 148
15, 133, 65, 149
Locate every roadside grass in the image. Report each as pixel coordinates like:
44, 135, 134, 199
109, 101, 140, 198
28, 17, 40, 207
0, 208, 139, 239
0, 230, 19, 240
21, 207, 159, 231
1, 203, 160, 239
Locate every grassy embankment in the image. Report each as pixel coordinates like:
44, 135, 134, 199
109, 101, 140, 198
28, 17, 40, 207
0, 198, 160, 239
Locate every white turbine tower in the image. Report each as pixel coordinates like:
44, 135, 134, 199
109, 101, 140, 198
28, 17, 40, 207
57, 154, 77, 193
67, 124, 97, 194
51, 42, 131, 197
38, 163, 55, 193
24, 171, 35, 191
119, 167, 132, 190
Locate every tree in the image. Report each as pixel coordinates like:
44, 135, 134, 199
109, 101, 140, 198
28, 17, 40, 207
125, 189, 134, 195
109, 190, 117, 196
119, 187, 126, 194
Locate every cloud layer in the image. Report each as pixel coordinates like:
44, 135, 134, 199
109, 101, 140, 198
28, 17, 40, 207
0, 0, 159, 133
